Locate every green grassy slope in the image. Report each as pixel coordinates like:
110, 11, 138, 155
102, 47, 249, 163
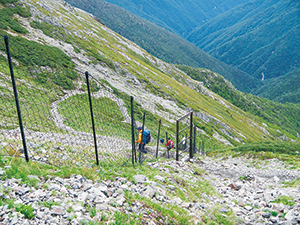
187, 0, 300, 81
176, 65, 300, 137
64, 0, 259, 93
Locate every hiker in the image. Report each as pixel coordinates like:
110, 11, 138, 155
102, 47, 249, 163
165, 138, 174, 151
136, 127, 151, 154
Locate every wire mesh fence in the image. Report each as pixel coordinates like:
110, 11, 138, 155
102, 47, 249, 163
0, 35, 132, 168
0, 34, 201, 168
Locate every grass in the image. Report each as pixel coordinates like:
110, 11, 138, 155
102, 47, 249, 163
39, 200, 60, 208
270, 196, 295, 207
206, 141, 300, 169
282, 179, 300, 188
57, 94, 131, 140
0, 198, 35, 219
125, 191, 192, 225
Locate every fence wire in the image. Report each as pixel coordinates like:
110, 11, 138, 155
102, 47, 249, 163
0, 35, 132, 168
0, 35, 201, 168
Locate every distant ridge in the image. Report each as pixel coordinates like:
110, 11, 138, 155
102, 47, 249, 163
65, 0, 259, 92
187, 0, 300, 81
94, 0, 252, 37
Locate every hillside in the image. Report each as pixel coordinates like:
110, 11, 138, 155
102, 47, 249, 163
0, 0, 298, 157
85, 0, 252, 37
252, 68, 300, 104
187, 0, 300, 82
64, 0, 259, 93
176, 65, 300, 137
0, 0, 300, 224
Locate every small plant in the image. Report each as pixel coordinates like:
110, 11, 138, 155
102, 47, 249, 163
89, 206, 97, 218
271, 211, 278, 217
271, 196, 295, 206
66, 206, 73, 213
15, 204, 35, 219
39, 200, 60, 208
240, 176, 246, 181
51, 190, 57, 197
24, 178, 40, 189
42, 183, 49, 190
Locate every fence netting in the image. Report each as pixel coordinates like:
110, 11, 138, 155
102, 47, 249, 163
0, 35, 132, 168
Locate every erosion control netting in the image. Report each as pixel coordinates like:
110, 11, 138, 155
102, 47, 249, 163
0, 35, 131, 167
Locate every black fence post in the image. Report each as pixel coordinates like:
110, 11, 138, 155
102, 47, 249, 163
4, 35, 29, 162
166, 132, 169, 158
193, 125, 197, 154
85, 72, 99, 166
189, 112, 193, 159
155, 119, 161, 158
130, 96, 135, 164
176, 120, 179, 161
139, 112, 146, 164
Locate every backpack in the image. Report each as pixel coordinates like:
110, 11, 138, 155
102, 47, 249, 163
170, 140, 174, 148
143, 129, 151, 144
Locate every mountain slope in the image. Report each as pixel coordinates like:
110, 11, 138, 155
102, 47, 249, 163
0, 0, 298, 155
64, 0, 259, 93
252, 68, 300, 104
88, 0, 252, 37
187, 0, 300, 81
176, 65, 300, 137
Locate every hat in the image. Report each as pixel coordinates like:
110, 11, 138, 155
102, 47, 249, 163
137, 126, 142, 130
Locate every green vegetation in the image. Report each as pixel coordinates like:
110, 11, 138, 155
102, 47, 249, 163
81, 0, 250, 37
57, 94, 131, 140
0, 154, 227, 224
0, 198, 35, 219
177, 65, 300, 137
270, 196, 295, 207
30, 20, 116, 71
187, 0, 300, 89
64, 0, 258, 92
253, 68, 300, 104
282, 179, 300, 188
207, 141, 300, 169
0, 0, 30, 34
39, 200, 60, 208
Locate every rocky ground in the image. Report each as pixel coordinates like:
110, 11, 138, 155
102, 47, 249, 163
1, 154, 300, 224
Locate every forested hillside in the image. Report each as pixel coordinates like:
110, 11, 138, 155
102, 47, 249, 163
252, 68, 300, 104
93, 0, 252, 37
187, 0, 300, 81
65, 0, 258, 93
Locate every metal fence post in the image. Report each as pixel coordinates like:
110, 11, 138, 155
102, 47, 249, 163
4, 35, 29, 162
130, 96, 136, 164
85, 72, 99, 166
194, 125, 196, 154
166, 132, 169, 158
189, 112, 193, 159
139, 112, 146, 164
155, 119, 161, 158
176, 120, 179, 161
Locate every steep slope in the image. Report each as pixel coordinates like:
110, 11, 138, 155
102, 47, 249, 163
187, 0, 300, 82
64, 0, 259, 93
0, 0, 298, 154
1, 0, 298, 151
176, 65, 300, 137
83, 0, 252, 37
